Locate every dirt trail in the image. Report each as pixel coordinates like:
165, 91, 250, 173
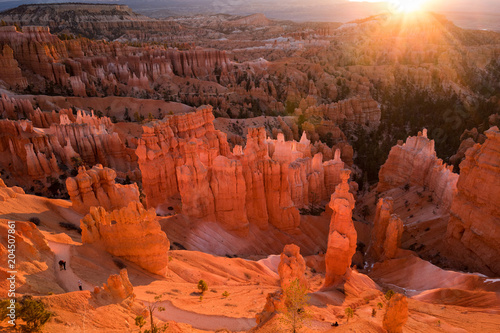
48, 241, 94, 292
147, 300, 256, 332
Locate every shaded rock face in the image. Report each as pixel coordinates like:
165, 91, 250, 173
278, 244, 307, 290
324, 169, 357, 288
383, 294, 408, 333
81, 202, 170, 276
0, 25, 231, 95
137, 107, 349, 232
255, 290, 284, 325
368, 197, 404, 261
446, 126, 500, 276
377, 129, 458, 209
0, 44, 27, 89
66, 165, 140, 215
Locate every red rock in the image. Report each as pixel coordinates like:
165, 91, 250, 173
66, 165, 140, 215
81, 202, 170, 275
377, 129, 458, 209
383, 294, 408, 333
102, 269, 135, 301
324, 169, 357, 288
368, 197, 404, 261
446, 126, 500, 276
278, 244, 308, 290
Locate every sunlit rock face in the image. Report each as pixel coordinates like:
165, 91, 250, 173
137, 107, 350, 232
66, 165, 140, 215
383, 293, 408, 333
368, 197, 404, 262
324, 169, 357, 288
81, 201, 170, 276
101, 269, 135, 301
278, 244, 308, 290
446, 126, 500, 276
377, 129, 458, 209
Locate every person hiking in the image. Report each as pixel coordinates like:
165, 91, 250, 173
62, 260, 66, 270
78, 280, 83, 291
58, 260, 64, 271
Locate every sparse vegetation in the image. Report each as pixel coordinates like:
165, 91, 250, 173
385, 289, 395, 301
279, 278, 311, 333
29, 217, 41, 226
59, 222, 82, 234
197, 279, 208, 294
345, 307, 354, 322
222, 291, 229, 298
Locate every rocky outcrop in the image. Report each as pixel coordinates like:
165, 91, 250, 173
446, 126, 500, 276
66, 165, 140, 215
209, 155, 248, 231
255, 290, 284, 325
0, 25, 232, 95
0, 178, 25, 201
324, 169, 357, 288
0, 44, 27, 89
101, 269, 135, 301
136, 106, 230, 208
0, 107, 138, 196
377, 129, 458, 209
81, 201, 170, 276
383, 294, 408, 333
278, 244, 308, 290
137, 107, 350, 232
368, 198, 404, 261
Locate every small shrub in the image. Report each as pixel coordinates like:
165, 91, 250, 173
197, 280, 208, 294
222, 291, 229, 298
29, 217, 41, 226
385, 290, 395, 301
345, 307, 354, 322
59, 222, 82, 234
371, 308, 377, 317
18, 296, 53, 332
199, 295, 203, 302
244, 272, 251, 280
377, 302, 383, 309
135, 315, 146, 329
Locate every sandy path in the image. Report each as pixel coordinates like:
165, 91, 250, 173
48, 241, 94, 292
148, 300, 255, 332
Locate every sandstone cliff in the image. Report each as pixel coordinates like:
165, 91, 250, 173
446, 126, 500, 276
324, 169, 357, 288
81, 201, 170, 276
368, 197, 404, 261
66, 165, 140, 215
377, 129, 458, 209
137, 107, 350, 232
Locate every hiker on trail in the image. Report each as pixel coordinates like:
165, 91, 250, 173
58, 260, 64, 271
62, 260, 66, 270
78, 280, 82, 291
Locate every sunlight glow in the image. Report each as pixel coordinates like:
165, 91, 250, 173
389, 0, 430, 13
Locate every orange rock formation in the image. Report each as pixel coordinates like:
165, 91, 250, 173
137, 107, 349, 232
277, 244, 308, 290
81, 201, 170, 276
377, 129, 458, 209
368, 197, 404, 261
446, 126, 500, 276
383, 294, 408, 333
324, 169, 357, 288
66, 165, 140, 214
